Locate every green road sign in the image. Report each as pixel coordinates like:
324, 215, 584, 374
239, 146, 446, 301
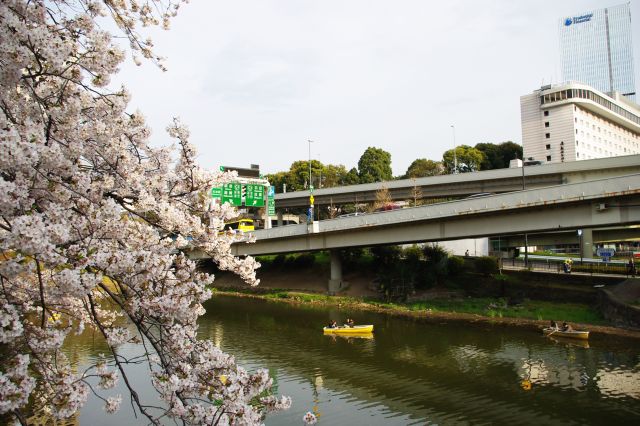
245, 184, 265, 207
222, 183, 242, 206
211, 187, 222, 199
267, 185, 276, 215
268, 197, 275, 215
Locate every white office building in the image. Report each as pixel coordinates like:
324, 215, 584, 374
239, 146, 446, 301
520, 82, 640, 163
559, 3, 636, 101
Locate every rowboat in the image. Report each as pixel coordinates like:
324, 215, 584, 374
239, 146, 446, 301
323, 325, 374, 334
543, 327, 589, 340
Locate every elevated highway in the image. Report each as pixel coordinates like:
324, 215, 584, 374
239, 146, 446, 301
224, 174, 640, 292
492, 227, 640, 248
239, 174, 640, 256
274, 155, 640, 209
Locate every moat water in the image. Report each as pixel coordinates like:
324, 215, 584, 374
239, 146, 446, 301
69, 295, 640, 425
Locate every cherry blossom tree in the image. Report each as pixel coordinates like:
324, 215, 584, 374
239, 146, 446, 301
0, 1, 290, 424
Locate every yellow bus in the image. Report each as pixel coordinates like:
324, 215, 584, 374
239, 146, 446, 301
223, 219, 255, 233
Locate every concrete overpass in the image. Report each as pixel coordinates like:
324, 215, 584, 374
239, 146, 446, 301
227, 174, 640, 293
491, 227, 640, 248
274, 155, 640, 210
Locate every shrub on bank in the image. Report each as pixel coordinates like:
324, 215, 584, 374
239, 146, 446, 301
447, 256, 465, 276
272, 254, 287, 267
371, 246, 402, 271
475, 256, 499, 275
292, 253, 315, 268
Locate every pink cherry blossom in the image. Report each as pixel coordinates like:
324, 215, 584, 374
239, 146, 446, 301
0, 1, 287, 424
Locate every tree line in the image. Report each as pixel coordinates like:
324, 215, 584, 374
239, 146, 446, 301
267, 142, 522, 192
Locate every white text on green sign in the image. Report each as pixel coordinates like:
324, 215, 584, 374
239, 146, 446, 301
246, 184, 265, 207
222, 183, 242, 206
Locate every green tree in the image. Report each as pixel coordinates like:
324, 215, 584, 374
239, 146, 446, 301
497, 141, 523, 168
475, 141, 523, 170
322, 164, 349, 188
287, 159, 324, 191
442, 145, 485, 173
404, 158, 442, 178
475, 143, 501, 170
423, 244, 450, 287
343, 167, 360, 185
265, 171, 288, 193
358, 147, 393, 183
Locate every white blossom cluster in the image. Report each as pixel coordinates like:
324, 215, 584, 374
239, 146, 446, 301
0, 1, 288, 424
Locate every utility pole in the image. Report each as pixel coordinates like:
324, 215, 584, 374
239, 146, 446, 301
308, 140, 314, 222
450, 125, 458, 174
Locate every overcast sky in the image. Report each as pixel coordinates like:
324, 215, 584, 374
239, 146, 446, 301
113, 0, 640, 177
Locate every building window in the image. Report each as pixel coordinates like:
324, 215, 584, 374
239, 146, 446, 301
544, 110, 549, 117
546, 144, 551, 149
545, 133, 550, 139
546, 155, 552, 162
545, 122, 550, 128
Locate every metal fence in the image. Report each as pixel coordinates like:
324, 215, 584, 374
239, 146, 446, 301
501, 258, 636, 277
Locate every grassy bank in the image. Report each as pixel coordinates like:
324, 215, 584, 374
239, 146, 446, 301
215, 288, 607, 326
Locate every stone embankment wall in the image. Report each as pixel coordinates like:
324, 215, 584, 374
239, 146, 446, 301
598, 281, 640, 329
460, 271, 621, 304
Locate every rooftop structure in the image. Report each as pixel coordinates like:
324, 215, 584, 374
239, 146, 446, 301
520, 82, 640, 163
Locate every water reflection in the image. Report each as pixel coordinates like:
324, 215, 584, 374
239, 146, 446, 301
61, 294, 640, 425
200, 296, 640, 425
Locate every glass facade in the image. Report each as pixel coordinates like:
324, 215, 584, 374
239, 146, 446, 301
559, 3, 636, 101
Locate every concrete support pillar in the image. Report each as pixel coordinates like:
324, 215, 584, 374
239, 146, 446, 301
277, 210, 283, 227
579, 228, 593, 260
328, 249, 343, 295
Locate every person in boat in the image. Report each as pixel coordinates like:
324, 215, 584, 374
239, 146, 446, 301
549, 320, 559, 331
561, 322, 573, 332
327, 320, 337, 329
345, 318, 355, 328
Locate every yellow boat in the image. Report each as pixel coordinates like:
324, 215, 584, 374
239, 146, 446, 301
543, 327, 589, 340
323, 325, 374, 334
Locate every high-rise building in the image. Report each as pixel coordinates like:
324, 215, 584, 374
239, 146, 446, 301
520, 82, 640, 163
559, 3, 636, 101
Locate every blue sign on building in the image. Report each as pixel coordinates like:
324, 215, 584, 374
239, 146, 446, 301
565, 13, 593, 26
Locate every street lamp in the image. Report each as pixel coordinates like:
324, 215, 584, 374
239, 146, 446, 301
307, 139, 313, 191
578, 229, 583, 264
450, 125, 458, 174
